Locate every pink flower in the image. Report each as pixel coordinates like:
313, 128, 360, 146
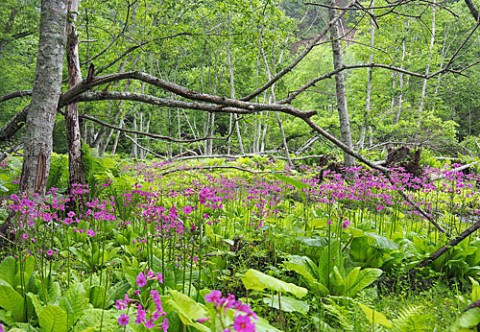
118, 313, 130, 326
157, 273, 163, 283
342, 219, 351, 229
135, 306, 146, 324
136, 272, 147, 287
205, 290, 222, 306
46, 249, 54, 256
183, 205, 193, 214
87, 229, 95, 237
162, 318, 169, 332
233, 315, 255, 332
145, 319, 155, 329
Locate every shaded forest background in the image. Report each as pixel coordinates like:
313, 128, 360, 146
1, 0, 480, 162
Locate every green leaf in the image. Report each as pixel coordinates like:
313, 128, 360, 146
262, 295, 309, 314
0, 280, 24, 321
60, 283, 89, 328
343, 268, 382, 297
38, 305, 68, 332
459, 308, 480, 328
242, 269, 308, 298
272, 173, 309, 190
89, 285, 106, 309
167, 290, 211, 332
74, 308, 118, 331
358, 303, 393, 328
365, 232, 399, 250
0, 257, 16, 286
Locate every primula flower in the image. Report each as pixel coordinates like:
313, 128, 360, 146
183, 205, 193, 214
135, 306, 146, 324
87, 229, 95, 237
162, 318, 169, 332
136, 272, 147, 287
233, 315, 255, 332
118, 313, 130, 326
205, 290, 223, 306
145, 319, 155, 329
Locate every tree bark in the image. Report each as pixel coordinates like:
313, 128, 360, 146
359, 1, 375, 150
328, 0, 354, 168
417, 1, 436, 125
65, 0, 86, 190
226, 32, 245, 155
19, 0, 67, 198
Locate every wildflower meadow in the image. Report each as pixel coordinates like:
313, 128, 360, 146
1, 155, 480, 331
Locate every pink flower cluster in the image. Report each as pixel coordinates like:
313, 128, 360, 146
204, 290, 257, 332
116, 271, 168, 331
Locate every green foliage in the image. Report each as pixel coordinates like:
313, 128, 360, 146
242, 268, 308, 298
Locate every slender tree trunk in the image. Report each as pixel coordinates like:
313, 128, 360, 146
259, 29, 292, 165
395, 19, 410, 124
418, 1, 436, 125
111, 119, 123, 154
226, 45, 245, 154
359, 2, 375, 150
19, 0, 67, 197
328, 0, 354, 168
65, 0, 86, 189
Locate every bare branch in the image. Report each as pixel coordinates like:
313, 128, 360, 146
0, 106, 29, 142
0, 90, 32, 103
160, 165, 287, 176
61, 73, 317, 118
465, 0, 480, 21
79, 113, 219, 143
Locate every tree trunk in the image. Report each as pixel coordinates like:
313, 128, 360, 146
328, 0, 354, 168
19, 0, 67, 198
226, 49, 244, 154
395, 19, 410, 124
65, 0, 86, 190
418, 1, 436, 125
259, 29, 292, 165
359, 2, 375, 150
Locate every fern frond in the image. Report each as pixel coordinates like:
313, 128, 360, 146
392, 304, 430, 332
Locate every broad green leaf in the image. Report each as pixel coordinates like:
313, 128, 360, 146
470, 277, 480, 302
0, 280, 24, 321
74, 308, 118, 331
38, 305, 68, 332
242, 269, 307, 298
358, 303, 393, 328
167, 289, 211, 332
364, 232, 399, 250
255, 317, 282, 332
343, 268, 382, 297
27, 293, 43, 317
89, 285, 106, 309
283, 256, 317, 284
60, 283, 89, 328
284, 256, 329, 296
262, 295, 309, 314
459, 308, 480, 328
272, 173, 309, 190
0, 257, 16, 286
